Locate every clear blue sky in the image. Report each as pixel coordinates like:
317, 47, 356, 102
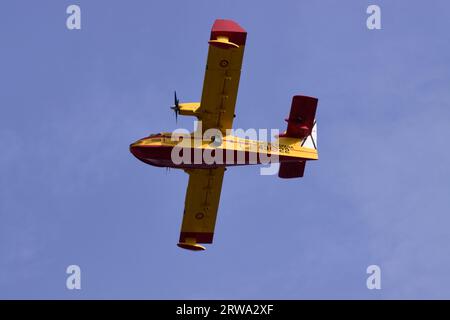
1, 0, 450, 299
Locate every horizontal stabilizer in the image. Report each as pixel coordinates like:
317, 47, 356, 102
281, 95, 318, 139
278, 161, 306, 179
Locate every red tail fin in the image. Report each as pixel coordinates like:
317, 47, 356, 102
280, 95, 318, 139
278, 161, 306, 179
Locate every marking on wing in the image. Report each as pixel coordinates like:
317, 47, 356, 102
195, 212, 204, 220
215, 71, 232, 129
202, 169, 215, 208
220, 60, 229, 68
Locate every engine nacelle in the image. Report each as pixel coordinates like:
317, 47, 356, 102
178, 102, 201, 117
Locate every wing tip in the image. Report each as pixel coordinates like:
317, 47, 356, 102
211, 19, 247, 46
179, 232, 214, 244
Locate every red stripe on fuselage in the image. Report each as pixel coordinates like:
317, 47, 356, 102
129, 144, 304, 169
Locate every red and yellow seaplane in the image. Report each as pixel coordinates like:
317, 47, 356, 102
130, 19, 319, 251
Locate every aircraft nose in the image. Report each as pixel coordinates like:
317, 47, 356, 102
129, 142, 144, 159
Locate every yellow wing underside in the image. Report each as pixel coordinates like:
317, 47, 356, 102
178, 168, 225, 247
196, 42, 245, 133
177, 23, 245, 250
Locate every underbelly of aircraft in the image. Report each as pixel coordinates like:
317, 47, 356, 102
130, 145, 303, 169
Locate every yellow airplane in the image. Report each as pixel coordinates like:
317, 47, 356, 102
130, 19, 319, 251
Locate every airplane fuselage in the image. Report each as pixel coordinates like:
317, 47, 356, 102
130, 132, 318, 170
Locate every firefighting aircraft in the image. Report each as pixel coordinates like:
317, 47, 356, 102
130, 19, 318, 251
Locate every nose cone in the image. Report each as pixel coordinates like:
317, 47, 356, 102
129, 141, 144, 160
129, 139, 170, 167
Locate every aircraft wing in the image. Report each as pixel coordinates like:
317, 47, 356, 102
196, 19, 247, 134
177, 168, 226, 250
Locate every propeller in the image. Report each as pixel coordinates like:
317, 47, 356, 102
170, 91, 180, 123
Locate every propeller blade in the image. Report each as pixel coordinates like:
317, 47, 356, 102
170, 91, 180, 123
174, 91, 179, 106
